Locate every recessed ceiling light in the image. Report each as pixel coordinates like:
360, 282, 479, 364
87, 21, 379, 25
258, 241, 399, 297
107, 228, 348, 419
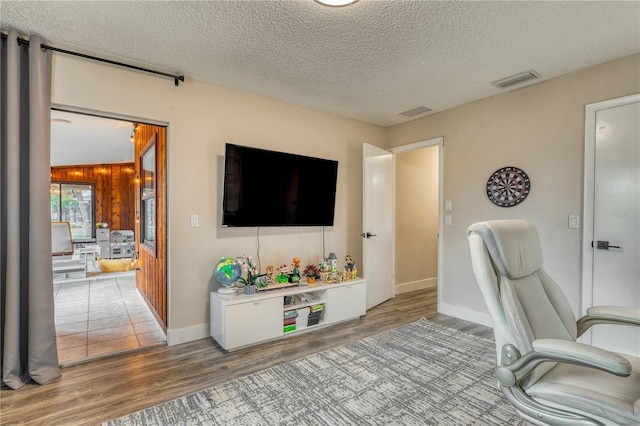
314, 0, 359, 7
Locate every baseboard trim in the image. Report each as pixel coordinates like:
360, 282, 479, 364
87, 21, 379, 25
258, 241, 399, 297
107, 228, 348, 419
166, 323, 210, 346
396, 277, 437, 294
166, 301, 491, 345
438, 301, 492, 327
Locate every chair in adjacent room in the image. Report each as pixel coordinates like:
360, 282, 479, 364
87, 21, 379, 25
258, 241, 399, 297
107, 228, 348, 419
467, 220, 639, 425
51, 221, 86, 280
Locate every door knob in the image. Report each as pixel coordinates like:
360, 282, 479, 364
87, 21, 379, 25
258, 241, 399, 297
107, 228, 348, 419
360, 232, 377, 238
596, 241, 622, 250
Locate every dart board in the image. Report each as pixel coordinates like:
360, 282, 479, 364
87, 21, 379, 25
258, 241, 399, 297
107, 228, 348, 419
486, 167, 531, 207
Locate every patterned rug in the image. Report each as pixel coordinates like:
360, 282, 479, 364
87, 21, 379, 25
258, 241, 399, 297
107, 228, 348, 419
105, 319, 532, 425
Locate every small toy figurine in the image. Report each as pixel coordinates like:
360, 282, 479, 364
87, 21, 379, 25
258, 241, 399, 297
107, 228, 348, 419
351, 265, 358, 280
302, 264, 320, 283
345, 254, 353, 266
328, 252, 338, 272
291, 257, 301, 282
266, 265, 278, 278
276, 274, 289, 284
344, 254, 357, 281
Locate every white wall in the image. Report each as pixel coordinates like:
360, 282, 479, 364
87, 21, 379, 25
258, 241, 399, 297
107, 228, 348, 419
386, 53, 640, 325
51, 55, 386, 343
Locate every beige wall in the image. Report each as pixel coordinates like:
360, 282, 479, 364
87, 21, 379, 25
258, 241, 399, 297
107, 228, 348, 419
51, 51, 640, 341
386, 53, 640, 323
51, 55, 386, 342
395, 147, 439, 293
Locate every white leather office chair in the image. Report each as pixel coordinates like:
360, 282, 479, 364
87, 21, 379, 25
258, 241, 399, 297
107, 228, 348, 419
467, 220, 640, 426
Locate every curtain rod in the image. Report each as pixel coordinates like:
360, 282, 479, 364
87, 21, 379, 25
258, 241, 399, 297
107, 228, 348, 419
1, 32, 185, 86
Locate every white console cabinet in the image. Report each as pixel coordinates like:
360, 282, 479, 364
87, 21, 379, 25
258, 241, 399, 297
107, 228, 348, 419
210, 279, 366, 351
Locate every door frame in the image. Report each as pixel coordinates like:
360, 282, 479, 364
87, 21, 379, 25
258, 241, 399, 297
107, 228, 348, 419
52, 103, 171, 329
581, 94, 639, 339
389, 136, 444, 310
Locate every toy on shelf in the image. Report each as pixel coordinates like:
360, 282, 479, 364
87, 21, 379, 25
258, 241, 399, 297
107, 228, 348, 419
302, 263, 320, 283
344, 254, 357, 280
324, 252, 341, 284
214, 255, 263, 294
291, 257, 301, 283
275, 264, 290, 283
328, 252, 338, 272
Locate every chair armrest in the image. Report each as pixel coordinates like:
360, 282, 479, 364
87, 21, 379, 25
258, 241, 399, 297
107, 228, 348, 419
577, 306, 640, 336
496, 339, 631, 387
532, 339, 631, 376
495, 340, 630, 426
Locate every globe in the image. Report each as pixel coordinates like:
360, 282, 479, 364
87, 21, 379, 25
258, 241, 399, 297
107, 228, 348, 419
214, 257, 242, 292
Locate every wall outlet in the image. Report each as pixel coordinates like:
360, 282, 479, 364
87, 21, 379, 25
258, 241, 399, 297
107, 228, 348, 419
568, 215, 580, 229
445, 200, 452, 211
445, 215, 452, 226
190, 214, 199, 228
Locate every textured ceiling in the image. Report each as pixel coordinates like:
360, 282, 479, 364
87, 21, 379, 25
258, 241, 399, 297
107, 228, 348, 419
2, 1, 640, 128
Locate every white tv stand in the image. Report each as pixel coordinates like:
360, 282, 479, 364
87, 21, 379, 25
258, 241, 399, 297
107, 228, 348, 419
210, 278, 366, 351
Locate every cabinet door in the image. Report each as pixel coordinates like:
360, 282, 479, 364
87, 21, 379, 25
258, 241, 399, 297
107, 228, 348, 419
225, 297, 283, 350
325, 283, 366, 324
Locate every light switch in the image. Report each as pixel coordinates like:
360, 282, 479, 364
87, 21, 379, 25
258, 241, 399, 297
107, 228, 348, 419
445, 215, 452, 226
568, 215, 580, 229
445, 200, 452, 211
190, 214, 199, 228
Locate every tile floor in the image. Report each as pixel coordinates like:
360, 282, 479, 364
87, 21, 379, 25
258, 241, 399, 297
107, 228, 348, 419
54, 272, 166, 365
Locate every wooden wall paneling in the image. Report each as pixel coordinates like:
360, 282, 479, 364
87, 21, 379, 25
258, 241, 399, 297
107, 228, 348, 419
134, 124, 168, 328
50, 163, 135, 233
111, 164, 122, 230
96, 166, 108, 226
121, 166, 135, 231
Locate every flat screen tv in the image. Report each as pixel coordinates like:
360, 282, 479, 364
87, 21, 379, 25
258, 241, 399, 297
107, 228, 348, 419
222, 144, 338, 227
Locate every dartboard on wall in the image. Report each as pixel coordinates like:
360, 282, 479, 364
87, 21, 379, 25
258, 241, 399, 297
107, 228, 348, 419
486, 166, 531, 207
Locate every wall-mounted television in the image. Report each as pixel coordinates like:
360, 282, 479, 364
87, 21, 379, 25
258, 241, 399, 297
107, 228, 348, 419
222, 143, 338, 227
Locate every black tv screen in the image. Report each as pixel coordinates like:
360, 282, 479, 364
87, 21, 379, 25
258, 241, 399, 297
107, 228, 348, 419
222, 144, 338, 227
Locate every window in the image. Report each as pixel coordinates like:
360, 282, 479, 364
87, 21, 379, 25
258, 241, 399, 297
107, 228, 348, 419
141, 140, 156, 249
50, 182, 95, 240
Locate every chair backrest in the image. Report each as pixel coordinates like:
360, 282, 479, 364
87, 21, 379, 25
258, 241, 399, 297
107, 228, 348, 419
52, 221, 74, 255
467, 220, 578, 383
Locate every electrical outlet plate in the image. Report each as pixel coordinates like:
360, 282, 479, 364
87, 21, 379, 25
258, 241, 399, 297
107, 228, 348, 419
568, 215, 580, 229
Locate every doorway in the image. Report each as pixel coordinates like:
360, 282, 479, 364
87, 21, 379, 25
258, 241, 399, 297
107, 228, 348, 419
50, 109, 167, 364
582, 94, 639, 358
393, 145, 440, 294
362, 138, 443, 312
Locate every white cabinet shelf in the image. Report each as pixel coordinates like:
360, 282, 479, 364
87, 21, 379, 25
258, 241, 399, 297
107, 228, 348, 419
210, 279, 366, 351
283, 320, 325, 336
283, 296, 327, 312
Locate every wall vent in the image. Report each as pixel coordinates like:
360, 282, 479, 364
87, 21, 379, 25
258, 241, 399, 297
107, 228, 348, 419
398, 105, 432, 117
491, 70, 542, 89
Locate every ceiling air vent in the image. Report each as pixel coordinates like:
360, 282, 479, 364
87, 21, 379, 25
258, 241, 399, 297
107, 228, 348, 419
398, 105, 432, 118
491, 70, 542, 89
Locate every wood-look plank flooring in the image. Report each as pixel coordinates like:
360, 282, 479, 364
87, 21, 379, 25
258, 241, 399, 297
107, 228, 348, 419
0, 288, 493, 425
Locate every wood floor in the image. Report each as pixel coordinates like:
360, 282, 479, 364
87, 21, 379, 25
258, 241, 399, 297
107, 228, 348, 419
0, 288, 493, 425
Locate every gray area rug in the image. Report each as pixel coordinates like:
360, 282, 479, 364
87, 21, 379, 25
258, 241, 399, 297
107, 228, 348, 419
106, 319, 532, 425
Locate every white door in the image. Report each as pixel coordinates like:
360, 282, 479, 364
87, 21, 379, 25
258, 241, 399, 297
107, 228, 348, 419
589, 99, 640, 357
363, 143, 394, 309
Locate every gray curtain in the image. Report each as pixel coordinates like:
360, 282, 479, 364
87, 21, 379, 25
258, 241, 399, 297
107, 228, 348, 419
0, 29, 61, 389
